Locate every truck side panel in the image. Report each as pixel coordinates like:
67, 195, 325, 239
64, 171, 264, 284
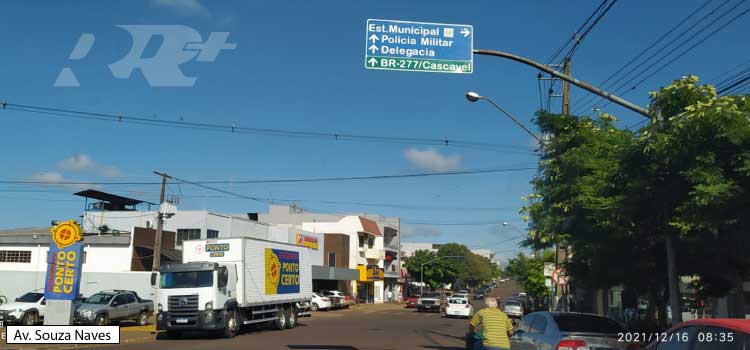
243, 239, 312, 305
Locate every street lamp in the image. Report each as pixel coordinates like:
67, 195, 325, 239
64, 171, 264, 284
420, 255, 464, 294
465, 91, 544, 145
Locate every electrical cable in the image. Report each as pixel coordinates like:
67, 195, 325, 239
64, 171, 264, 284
2, 102, 535, 154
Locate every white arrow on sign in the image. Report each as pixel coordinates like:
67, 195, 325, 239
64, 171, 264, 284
461, 28, 470, 37
367, 57, 377, 66
368, 44, 378, 54
369, 34, 378, 43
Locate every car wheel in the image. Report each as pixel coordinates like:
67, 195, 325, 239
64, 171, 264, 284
311, 303, 319, 311
136, 311, 149, 326
285, 306, 296, 329
222, 308, 239, 338
21, 312, 37, 325
272, 306, 286, 330
94, 314, 108, 326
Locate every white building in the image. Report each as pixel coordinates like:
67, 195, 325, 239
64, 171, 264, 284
0, 227, 178, 300
259, 204, 401, 304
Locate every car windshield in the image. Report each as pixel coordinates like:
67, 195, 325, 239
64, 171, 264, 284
449, 298, 467, 304
84, 293, 114, 304
421, 293, 437, 298
504, 300, 521, 307
553, 314, 626, 334
160, 271, 213, 289
15, 292, 43, 303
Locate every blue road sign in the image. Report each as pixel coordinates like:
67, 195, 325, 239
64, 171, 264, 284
365, 19, 473, 74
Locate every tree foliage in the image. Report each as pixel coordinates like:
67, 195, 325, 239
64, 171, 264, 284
521, 75, 750, 320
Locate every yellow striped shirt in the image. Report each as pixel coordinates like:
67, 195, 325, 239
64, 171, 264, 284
470, 308, 513, 349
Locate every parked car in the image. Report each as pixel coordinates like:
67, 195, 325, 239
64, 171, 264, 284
474, 290, 486, 300
318, 290, 354, 309
75, 290, 153, 326
512, 312, 635, 350
644, 318, 750, 350
311, 293, 332, 311
416, 292, 441, 312
502, 298, 525, 319
405, 295, 420, 308
0, 292, 46, 325
444, 297, 473, 318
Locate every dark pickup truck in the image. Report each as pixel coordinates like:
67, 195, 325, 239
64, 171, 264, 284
75, 290, 153, 326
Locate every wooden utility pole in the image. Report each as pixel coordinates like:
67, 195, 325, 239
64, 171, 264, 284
152, 171, 172, 271
562, 58, 571, 116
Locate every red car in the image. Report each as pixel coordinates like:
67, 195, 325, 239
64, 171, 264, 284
644, 318, 750, 349
405, 295, 420, 308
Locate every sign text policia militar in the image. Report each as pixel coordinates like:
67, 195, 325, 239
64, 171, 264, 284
365, 19, 473, 74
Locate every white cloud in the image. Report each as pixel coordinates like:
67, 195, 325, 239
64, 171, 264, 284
99, 166, 122, 178
404, 148, 462, 172
401, 225, 442, 239
58, 154, 94, 171
57, 153, 122, 178
151, 0, 210, 17
29, 172, 97, 190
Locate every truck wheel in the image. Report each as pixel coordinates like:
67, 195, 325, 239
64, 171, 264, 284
272, 306, 286, 330
22, 312, 37, 325
94, 314, 109, 326
222, 308, 239, 338
136, 311, 149, 326
285, 306, 296, 329
311, 303, 319, 311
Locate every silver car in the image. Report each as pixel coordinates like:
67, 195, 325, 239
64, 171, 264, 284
503, 298, 524, 319
511, 312, 634, 350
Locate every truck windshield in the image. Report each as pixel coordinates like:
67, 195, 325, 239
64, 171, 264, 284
160, 271, 213, 288
85, 293, 114, 304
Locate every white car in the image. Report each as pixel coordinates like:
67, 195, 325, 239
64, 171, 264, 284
311, 293, 332, 311
444, 297, 473, 318
0, 292, 46, 325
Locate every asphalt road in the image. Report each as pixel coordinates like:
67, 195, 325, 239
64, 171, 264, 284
2, 286, 525, 350
47, 303, 475, 350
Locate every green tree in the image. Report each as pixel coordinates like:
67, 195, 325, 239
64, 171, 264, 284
405, 250, 455, 289
505, 250, 555, 304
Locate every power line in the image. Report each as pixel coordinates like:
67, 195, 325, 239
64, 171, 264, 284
596, 3, 750, 111
1, 102, 535, 154
545, 0, 619, 108
562, 0, 619, 61
0, 166, 537, 186
573, 0, 718, 114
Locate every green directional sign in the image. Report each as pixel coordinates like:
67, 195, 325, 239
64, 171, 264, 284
365, 19, 473, 74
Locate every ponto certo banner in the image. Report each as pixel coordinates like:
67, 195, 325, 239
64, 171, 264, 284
264, 248, 300, 294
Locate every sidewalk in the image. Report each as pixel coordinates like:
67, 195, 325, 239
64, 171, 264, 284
0, 325, 156, 350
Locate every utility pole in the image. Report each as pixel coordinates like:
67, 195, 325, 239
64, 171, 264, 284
562, 58, 571, 116
152, 171, 172, 271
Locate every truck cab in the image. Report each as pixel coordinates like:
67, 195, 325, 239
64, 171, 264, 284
154, 261, 237, 336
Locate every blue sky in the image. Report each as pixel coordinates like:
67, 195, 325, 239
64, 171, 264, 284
0, 0, 748, 261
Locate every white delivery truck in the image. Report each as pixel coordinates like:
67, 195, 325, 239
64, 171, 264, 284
152, 237, 312, 338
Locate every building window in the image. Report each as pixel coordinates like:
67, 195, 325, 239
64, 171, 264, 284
207, 229, 219, 239
177, 228, 201, 245
368, 237, 374, 249
328, 252, 336, 267
359, 235, 364, 248
0, 250, 32, 263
